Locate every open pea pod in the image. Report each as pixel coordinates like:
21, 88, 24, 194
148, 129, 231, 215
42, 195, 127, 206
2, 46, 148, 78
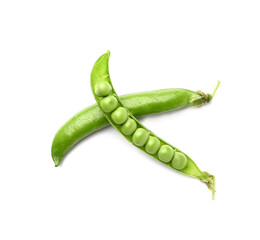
91, 51, 217, 199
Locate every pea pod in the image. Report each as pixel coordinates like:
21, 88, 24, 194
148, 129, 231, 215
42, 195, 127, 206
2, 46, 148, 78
52, 87, 217, 167
91, 51, 219, 199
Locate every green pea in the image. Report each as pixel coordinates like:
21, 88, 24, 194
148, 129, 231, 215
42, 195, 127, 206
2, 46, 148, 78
121, 118, 137, 135
145, 136, 160, 154
100, 96, 118, 113
158, 145, 174, 162
132, 128, 149, 146
94, 81, 112, 97
111, 107, 128, 124
171, 152, 187, 170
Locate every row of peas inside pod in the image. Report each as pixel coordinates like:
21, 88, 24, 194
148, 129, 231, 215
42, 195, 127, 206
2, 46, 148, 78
94, 80, 188, 170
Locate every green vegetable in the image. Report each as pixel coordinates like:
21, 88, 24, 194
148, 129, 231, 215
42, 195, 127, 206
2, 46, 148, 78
158, 145, 175, 163
120, 118, 137, 136
111, 107, 128, 124
172, 152, 188, 170
145, 136, 161, 154
94, 81, 112, 97
52, 83, 218, 168
90, 51, 219, 199
100, 96, 118, 113
132, 128, 150, 146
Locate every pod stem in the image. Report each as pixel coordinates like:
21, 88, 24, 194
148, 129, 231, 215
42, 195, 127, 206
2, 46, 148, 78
212, 175, 216, 200
208, 80, 220, 101
201, 172, 216, 200
191, 81, 220, 106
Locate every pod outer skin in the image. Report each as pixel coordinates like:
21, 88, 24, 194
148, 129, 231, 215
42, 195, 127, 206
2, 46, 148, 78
51, 88, 206, 167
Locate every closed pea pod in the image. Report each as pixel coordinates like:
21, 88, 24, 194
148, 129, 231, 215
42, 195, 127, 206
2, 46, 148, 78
90, 51, 217, 199
51, 85, 219, 167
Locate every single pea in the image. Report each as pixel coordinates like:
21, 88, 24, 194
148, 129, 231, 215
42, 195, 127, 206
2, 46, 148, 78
132, 128, 149, 146
158, 145, 174, 162
111, 107, 128, 124
100, 96, 118, 113
94, 81, 112, 97
121, 118, 137, 135
171, 152, 187, 170
145, 136, 160, 154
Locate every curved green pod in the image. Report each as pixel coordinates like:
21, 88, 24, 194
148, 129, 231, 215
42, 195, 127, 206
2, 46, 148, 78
52, 87, 215, 167
90, 51, 218, 199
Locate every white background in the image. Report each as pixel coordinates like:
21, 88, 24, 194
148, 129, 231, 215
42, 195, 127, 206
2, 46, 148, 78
1, 1, 260, 239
